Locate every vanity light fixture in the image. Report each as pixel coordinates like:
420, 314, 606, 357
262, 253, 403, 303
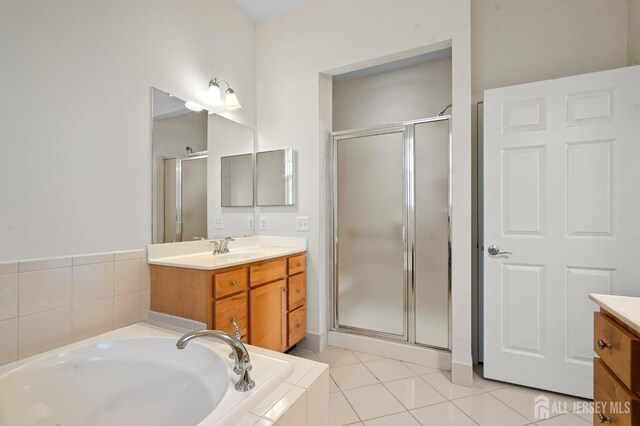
184, 100, 205, 112
207, 78, 242, 109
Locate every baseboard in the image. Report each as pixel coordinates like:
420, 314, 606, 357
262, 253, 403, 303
451, 360, 474, 387
328, 330, 451, 370
303, 331, 327, 352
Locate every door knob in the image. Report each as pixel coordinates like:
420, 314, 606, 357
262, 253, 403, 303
488, 245, 512, 256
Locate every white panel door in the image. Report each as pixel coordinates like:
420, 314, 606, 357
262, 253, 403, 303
484, 65, 640, 398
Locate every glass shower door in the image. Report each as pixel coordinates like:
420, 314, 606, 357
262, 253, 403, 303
335, 130, 406, 338
178, 155, 208, 241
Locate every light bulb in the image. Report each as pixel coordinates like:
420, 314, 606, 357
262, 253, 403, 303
208, 80, 222, 106
225, 88, 241, 109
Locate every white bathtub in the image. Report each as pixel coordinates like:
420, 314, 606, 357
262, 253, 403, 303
0, 323, 293, 426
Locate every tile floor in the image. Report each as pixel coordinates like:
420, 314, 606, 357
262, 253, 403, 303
290, 346, 592, 426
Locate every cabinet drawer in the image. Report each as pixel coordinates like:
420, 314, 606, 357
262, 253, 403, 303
215, 292, 248, 338
594, 312, 640, 392
250, 259, 286, 287
288, 273, 306, 311
594, 358, 640, 425
288, 254, 306, 275
288, 306, 306, 347
214, 268, 247, 299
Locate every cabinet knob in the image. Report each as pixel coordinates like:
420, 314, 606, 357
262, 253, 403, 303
597, 412, 612, 423
597, 339, 612, 350
230, 280, 237, 286
296, 323, 302, 328
296, 262, 302, 267
296, 288, 302, 294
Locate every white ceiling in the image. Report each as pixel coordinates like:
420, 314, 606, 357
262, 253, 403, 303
233, 0, 315, 22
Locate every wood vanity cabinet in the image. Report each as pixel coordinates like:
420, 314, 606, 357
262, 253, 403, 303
593, 310, 640, 425
150, 252, 306, 352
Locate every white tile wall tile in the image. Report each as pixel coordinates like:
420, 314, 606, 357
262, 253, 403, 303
264, 386, 306, 422
114, 291, 141, 328
114, 259, 142, 295
141, 289, 150, 321
0, 261, 18, 275
72, 298, 114, 341
0, 274, 19, 320
19, 256, 72, 272
19, 307, 72, 358
307, 369, 330, 426
19, 268, 72, 316
0, 249, 148, 367
0, 318, 18, 364
72, 262, 114, 303
114, 250, 145, 261
72, 252, 114, 266
274, 389, 307, 426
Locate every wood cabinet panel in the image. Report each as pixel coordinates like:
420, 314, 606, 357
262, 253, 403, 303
215, 292, 248, 339
594, 312, 640, 393
288, 254, 306, 276
594, 357, 640, 425
288, 306, 306, 347
250, 259, 286, 287
150, 265, 213, 327
250, 280, 286, 352
214, 267, 248, 299
288, 273, 306, 311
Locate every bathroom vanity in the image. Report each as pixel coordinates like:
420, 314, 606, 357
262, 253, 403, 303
148, 238, 307, 352
590, 294, 640, 425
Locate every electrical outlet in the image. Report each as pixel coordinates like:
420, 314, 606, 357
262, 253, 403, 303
296, 216, 309, 232
213, 217, 224, 230
259, 216, 268, 231
248, 217, 254, 230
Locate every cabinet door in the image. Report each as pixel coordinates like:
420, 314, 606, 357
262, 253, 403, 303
250, 280, 286, 352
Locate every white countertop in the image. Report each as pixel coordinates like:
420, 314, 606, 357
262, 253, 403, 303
147, 236, 307, 271
589, 293, 640, 335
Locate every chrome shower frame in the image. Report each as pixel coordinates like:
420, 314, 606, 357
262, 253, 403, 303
330, 115, 452, 351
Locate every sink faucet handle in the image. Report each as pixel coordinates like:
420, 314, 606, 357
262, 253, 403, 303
220, 237, 235, 253
210, 240, 221, 254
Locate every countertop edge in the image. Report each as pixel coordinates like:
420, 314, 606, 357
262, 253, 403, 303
147, 249, 307, 271
589, 293, 640, 336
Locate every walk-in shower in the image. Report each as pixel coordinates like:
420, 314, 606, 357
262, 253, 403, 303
332, 115, 451, 350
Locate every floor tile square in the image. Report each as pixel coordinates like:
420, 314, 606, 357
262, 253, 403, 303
343, 384, 406, 421
318, 347, 361, 367
402, 361, 441, 376
362, 411, 420, 426
410, 401, 477, 425
383, 376, 446, 410
331, 363, 379, 390
535, 413, 590, 425
452, 392, 529, 426
490, 386, 582, 422
421, 371, 485, 400
329, 391, 360, 426
364, 358, 415, 382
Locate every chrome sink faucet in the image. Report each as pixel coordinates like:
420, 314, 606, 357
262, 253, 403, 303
212, 237, 235, 255
176, 329, 255, 392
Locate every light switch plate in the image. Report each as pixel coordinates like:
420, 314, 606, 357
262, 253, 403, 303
213, 217, 224, 230
296, 216, 309, 232
259, 216, 268, 231
248, 217, 254, 230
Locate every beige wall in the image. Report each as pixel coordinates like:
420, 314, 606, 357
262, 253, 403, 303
332, 58, 452, 131
256, 0, 473, 383
630, 0, 640, 65
0, 0, 256, 261
472, 0, 628, 94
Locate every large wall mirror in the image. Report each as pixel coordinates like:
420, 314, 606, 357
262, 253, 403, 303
151, 88, 256, 243
256, 149, 295, 206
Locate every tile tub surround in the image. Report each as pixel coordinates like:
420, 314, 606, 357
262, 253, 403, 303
291, 346, 592, 426
0, 249, 150, 365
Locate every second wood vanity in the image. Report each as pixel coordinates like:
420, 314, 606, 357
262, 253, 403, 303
150, 249, 306, 353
